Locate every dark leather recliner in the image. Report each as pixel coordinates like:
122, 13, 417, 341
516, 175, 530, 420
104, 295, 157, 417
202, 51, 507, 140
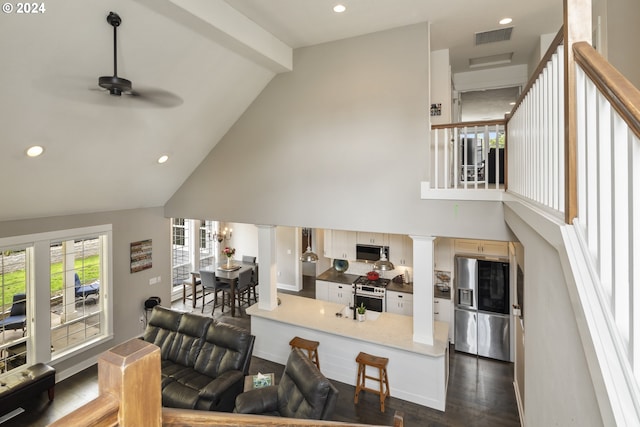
142, 306, 255, 412
234, 348, 339, 420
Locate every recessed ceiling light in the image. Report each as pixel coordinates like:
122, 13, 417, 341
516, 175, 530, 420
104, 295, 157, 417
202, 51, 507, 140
26, 145, 44, 157
157, 155, 169, 164
333, 4, 346, 13
509, 101, 516, 106
499, 17, 512, 25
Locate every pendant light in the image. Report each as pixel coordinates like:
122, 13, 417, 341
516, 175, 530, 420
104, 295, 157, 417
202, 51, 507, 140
373, 248, 394, 271
300, 228, 318, 262
300, 246, 319, 262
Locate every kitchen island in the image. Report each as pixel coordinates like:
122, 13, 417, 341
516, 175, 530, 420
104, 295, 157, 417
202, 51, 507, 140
246, 293, 449, 411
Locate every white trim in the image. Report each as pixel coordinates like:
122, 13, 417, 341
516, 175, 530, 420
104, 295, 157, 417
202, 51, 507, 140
421, 182, 505, 201
0, 224, 112, 247
513, 380, 525, 427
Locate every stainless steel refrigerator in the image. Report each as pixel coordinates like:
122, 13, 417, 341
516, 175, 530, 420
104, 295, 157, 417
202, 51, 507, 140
454, 256, 510, 361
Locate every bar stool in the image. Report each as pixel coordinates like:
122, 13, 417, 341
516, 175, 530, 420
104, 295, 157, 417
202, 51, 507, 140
354, 351, 390, 412
288, 336, 320, 370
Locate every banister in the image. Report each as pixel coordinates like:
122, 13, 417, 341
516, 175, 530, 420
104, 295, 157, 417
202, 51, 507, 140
512, 27, 565, 114
48, 394, 119, 427
431, 118, 505, 130
162, 407, 404, 426
573, 41, 640, 139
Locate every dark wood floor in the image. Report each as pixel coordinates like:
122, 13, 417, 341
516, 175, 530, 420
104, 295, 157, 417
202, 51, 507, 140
1, 278, 520, 427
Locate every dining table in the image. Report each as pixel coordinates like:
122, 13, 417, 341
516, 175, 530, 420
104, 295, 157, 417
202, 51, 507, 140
191, 261, 255, 317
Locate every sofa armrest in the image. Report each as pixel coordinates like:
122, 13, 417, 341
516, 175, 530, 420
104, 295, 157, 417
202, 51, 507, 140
198, 370, 244, 400
234, 386, 279, 414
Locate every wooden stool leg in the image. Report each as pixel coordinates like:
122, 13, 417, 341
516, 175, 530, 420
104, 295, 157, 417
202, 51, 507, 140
354, 363, 363, 404
378, 367, 384, 411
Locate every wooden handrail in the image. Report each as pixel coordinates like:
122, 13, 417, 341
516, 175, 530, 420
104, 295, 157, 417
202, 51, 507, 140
573, 41, 640, 139
48, 394, 119, 427
431, 118, 505, 130
162, 408, 404, 426
47, 338, 403, 427
511, 27, 564, 115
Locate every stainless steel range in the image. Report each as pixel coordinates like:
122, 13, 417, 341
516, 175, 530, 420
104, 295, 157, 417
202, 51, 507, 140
353, 276, 390, 312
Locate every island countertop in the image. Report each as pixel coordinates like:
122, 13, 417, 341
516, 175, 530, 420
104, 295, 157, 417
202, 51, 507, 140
247, 293, 448, 357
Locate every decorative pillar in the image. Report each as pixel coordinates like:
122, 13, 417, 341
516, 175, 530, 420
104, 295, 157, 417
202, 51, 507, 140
257, 224, 278, 311
410, 235, 436, 345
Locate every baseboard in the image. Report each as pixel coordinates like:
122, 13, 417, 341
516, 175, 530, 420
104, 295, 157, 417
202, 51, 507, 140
513, 380, 525, 426
56, 354, 99, 382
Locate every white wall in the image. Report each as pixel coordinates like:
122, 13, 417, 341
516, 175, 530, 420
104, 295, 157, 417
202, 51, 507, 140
505, 205, 603, 426
166, 23, 514, 243
226, 222, 259, 262
453, 64, 529, 92
599, 0, 640, 88
430, 49, 452, 125
0, 207, 171, 378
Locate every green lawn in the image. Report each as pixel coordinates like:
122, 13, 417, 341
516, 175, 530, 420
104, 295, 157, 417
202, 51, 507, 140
1, 256, 100, 307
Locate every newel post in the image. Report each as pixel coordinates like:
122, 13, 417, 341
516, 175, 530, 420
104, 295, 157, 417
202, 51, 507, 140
563, 0, 592, 223
99, 338, 162, 427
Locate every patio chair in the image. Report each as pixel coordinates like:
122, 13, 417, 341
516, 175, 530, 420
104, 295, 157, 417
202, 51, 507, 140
0, 293, 27, 336
75, 273, 100, 299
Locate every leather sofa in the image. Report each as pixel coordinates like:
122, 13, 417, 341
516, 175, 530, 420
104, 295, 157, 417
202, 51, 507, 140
142, 306, 255, 412
234, 347, 339, 420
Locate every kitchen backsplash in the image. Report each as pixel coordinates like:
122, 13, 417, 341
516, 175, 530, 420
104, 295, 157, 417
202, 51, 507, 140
337, 259, 413, 282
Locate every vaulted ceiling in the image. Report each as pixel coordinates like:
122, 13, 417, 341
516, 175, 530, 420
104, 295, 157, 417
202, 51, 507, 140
0, 0, 560, 222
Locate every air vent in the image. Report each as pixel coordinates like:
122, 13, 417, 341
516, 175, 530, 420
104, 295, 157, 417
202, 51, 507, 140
475, 27, 513, 45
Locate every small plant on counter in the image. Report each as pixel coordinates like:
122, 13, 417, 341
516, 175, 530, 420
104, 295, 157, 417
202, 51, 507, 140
357, 303, 366, 315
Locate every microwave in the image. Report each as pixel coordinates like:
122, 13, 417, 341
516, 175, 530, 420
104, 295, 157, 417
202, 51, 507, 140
356, 244, 389, 263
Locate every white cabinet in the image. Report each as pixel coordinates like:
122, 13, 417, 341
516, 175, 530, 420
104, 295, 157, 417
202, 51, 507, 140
387, 291, 413, 316
323, 230, 357, 260
328, 282, 353, 305
388, 234, 413, 266
356, 232, 387, 245
434, 297, 453, 343
316, 280, 330, 301
434, 237, 453, 272
454, 239, 508, 257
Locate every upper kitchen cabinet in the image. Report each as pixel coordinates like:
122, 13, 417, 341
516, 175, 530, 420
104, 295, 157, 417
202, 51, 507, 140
356, 232, 387, 246
388, 234, 413, 266
454, 239, 508, 258
324, 230, 357, 260
434, 238, 453, 272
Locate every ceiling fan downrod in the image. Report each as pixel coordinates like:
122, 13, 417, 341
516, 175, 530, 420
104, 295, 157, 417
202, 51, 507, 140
98, 11, 132, 96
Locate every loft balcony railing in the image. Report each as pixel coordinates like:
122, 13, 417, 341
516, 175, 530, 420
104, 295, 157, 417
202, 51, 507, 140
430, 120, 506, 191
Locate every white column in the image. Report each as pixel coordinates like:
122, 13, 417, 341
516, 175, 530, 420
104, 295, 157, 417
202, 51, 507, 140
411, 235, 436, 345
257, 224, 278, 311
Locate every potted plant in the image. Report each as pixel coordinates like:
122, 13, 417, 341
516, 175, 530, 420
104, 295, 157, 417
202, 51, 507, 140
356, 303, 366, 322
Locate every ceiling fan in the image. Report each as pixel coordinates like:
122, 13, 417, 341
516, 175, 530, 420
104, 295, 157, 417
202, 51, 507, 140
96, 11, 182, 108
99, 12, 132, 96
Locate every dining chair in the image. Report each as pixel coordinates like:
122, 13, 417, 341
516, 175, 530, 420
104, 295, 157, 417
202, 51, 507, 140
222, 268, 252, 315
249, 264, 259, 303
200, 270, 228, 314
242, 255, 257, 264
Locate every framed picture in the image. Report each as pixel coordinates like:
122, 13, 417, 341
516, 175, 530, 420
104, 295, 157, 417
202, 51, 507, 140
130, 239, 152, 273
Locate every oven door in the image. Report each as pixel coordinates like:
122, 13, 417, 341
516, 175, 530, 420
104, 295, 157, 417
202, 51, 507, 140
354, 294, 385, 312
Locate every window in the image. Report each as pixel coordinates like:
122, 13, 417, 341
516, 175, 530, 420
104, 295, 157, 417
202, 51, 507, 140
50, 236, 105, 355
0, 247, 29, 373
199, 220, 216, 268
0, 224, 112, 369
172, 218, 192, 287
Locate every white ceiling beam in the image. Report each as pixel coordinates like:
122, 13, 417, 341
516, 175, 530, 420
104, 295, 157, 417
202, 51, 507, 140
169, 0, 292, 73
